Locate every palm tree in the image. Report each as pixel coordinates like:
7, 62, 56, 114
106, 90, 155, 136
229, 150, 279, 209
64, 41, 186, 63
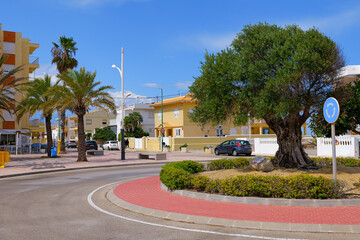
0, 55, 26, 119
16, 75, 55, 157
51, 36, 78, 153
46, 67, 116, 162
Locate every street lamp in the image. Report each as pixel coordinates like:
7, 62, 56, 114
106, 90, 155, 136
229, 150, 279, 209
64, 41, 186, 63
158, 88, 163, 151
112, 48, 125, 160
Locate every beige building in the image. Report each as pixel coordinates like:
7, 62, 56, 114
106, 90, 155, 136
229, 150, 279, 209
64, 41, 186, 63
64, 108, 116, 141
0, 24, 39, 146
150, 94, 248, 137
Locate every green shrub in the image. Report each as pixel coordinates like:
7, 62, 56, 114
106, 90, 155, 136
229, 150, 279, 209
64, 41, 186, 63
311, 157, 360, 167
203, 145, 213, 151
160, 161, 204, 190
179, 143, 188, 150
160, 159, 344, 199
206, 158, 252, 170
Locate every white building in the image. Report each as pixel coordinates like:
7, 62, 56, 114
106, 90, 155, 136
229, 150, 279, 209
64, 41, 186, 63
114, 103, 155, 137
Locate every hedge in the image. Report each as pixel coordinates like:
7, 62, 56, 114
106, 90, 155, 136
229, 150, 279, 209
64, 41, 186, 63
160, 159, 344, 199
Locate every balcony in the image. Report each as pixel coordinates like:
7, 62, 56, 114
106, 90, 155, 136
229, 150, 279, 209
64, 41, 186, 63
29, 56, 39, 73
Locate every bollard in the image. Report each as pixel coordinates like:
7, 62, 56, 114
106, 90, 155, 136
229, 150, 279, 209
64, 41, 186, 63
0, 151, 10, 168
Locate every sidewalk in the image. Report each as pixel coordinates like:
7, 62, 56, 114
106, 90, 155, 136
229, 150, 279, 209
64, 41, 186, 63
0, 149, 220, 178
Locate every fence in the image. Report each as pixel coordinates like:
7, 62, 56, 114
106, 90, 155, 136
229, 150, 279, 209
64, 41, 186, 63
254, 138, 278, 155
317, 135, 360, 158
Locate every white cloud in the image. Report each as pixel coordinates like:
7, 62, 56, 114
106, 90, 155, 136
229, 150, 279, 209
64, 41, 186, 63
181, 32, 236, 51
108, 90, 152, 106
142, 83, 159, 88
288, 7, 360, 34
32, 63, 59, 84
174, 81, 192, 90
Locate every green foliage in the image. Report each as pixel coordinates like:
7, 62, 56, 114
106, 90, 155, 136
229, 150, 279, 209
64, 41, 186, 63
123, 112, 148, 138
203, 145, 213, 151
310, 80, 360, 137
179, 143, 188, 150
93, 127, 116, 141
189, 23, 344, 167
160, 158, 345, 199
86, 132, 92, 140
160, 161, 204, 190
206, 158, 252, 170
311, 157, 360, 167
51, 36, 78, 74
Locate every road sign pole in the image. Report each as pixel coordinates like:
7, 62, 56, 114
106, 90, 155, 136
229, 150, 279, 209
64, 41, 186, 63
331, 123, 337, 184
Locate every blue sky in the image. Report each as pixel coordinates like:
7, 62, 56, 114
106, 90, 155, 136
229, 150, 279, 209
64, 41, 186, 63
2, 0, 360, 108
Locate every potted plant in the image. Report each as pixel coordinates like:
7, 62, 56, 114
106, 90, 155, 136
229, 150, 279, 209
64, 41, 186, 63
164, 145, 171, 152
204, 145, 214, 154
180, 143, 189, 153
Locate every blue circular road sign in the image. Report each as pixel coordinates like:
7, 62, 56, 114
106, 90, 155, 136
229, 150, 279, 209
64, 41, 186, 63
323, 97, 340, 124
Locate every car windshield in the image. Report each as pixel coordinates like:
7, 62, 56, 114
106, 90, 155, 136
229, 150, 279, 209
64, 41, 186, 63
237, 140, 250, 145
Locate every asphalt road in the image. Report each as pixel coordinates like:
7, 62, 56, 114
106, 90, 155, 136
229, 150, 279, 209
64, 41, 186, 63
0, 165, 359, 240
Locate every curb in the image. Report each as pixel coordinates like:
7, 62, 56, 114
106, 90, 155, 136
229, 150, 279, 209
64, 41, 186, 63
107, 178, 360, 233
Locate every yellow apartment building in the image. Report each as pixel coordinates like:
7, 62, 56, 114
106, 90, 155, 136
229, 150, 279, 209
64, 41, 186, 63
150, 94, 308, 137
0, 24, 39, 147
64, 108, 116, 141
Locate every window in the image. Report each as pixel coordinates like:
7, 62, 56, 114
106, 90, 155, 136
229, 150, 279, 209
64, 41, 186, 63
149, 111, 154, 119
86, 119, 92, 125
174, 108, 179, 118
102, 119, 107, 125
158, 111, 161, 120
175, 128, 181, 137
3, 42, 15, 54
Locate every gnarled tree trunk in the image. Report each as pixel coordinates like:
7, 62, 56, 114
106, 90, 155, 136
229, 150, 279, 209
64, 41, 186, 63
266, 117, 313, 168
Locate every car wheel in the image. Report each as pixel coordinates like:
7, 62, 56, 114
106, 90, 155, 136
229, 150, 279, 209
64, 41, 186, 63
108, 146, 110, 150
232, 150, 237, 156
215, 149, 220, 155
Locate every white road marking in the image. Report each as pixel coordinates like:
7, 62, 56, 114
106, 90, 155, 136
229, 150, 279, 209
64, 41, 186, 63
88, 180, 308, 240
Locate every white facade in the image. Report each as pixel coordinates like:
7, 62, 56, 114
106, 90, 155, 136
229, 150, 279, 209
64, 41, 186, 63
116, 103, 155, 137
317, 135, 360, 158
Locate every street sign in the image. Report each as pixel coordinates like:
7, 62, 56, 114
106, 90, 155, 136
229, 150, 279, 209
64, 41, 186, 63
161, 128, 165, 134
323, 97, 340, 124
323, 97, 340, 185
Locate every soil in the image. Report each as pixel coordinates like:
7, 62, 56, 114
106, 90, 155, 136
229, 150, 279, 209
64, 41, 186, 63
199, 166, 360, 198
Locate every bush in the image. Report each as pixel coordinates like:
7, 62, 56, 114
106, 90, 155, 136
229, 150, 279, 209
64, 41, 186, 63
206, 158, 252, 170
160, 161, 204, 190
311, 157, 360, 167
203, 145, 213, 151
179, 143, 188, 150
160, 159, 344, 199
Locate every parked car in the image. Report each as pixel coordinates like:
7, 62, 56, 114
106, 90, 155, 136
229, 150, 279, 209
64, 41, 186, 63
83, 140, 98, 150
215, 140, 252, 156
65, 140, 77, 148
102, 141, 119, 150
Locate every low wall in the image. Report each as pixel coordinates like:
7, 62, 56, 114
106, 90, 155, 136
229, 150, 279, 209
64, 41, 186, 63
317, 135, 360, 158
254, 138, 278, 155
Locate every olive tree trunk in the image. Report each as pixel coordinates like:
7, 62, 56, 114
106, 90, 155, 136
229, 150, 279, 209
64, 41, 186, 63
45, 115, 53, 158
77, 113, 87, 162
266, 117, 313, 168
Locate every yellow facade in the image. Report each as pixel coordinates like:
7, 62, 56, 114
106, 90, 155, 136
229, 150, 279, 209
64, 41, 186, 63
0, 24, 39, 131
64, 108, 116, 141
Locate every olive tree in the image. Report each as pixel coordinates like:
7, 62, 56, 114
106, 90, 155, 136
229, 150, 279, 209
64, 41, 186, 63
189, 23, 344, 168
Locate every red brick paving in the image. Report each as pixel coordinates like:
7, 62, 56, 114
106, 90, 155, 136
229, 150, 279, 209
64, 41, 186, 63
114, 176, 360, 225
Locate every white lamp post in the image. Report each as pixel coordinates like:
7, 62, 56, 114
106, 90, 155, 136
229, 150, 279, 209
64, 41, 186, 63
112, 48, 125, 160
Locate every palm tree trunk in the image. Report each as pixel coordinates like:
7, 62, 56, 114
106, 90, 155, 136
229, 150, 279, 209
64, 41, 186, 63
45, 115, 53, 158
77, 113, 87, 162
60, 110, 66, 153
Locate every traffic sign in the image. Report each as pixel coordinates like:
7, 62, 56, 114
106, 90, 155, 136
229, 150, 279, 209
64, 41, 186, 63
323, 97, 340, 124
161, 128, 165, 134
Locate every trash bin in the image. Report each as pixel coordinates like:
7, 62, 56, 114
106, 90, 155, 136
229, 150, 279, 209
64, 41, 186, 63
51, 147, 57, 157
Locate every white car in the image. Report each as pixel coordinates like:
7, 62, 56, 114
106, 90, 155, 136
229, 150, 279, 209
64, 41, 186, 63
102, 141, 119, 150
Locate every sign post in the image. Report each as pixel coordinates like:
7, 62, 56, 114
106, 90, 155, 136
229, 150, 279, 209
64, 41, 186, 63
323, 97, 340, 184
217, 124, 223, 143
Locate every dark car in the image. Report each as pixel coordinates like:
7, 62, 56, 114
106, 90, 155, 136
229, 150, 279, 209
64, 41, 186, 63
215, 140, 252, 156
84, 140, 98, 150
65, 140, 77, 148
